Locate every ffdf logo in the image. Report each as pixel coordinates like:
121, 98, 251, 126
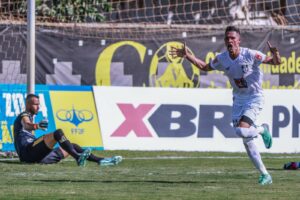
56, 106, 93, 127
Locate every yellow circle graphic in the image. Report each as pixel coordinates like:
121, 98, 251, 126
149, 41, 200, 88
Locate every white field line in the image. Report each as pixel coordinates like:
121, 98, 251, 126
2, 155, 300, 162
123, 156, 300, 160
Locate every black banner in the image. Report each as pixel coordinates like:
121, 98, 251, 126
0, 25, 300, 89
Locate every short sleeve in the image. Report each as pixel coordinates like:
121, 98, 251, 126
20, 112, 29, 118
249, 49, 266, 66
20, 112, 30, 121
210, 56, 222, 70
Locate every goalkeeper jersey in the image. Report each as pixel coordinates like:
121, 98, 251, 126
13, 111, 36, 155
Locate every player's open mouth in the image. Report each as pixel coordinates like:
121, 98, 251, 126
227, 44, 233, 51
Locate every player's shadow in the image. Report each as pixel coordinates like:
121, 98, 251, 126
268, 168, 289, 171
0, 159, 23, 164
33, 179, 200, 184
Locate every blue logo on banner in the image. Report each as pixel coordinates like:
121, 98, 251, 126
56, 107, 93, 127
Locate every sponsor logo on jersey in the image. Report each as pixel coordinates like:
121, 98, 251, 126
255, 53, 262, 60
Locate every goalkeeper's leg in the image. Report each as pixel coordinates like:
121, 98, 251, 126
72, 143, 123, 166
43, 129, 91, 166
72, 143, 103, 163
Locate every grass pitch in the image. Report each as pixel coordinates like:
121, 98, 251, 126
0, 151, 300, 200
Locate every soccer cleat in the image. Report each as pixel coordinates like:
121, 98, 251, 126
258, 174, 272, 185
283, 162, 299, 170
77, 148, 91, 167
99, 156, 123, 166
261, 123, 272, 149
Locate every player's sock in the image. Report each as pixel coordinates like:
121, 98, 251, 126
53, 129, 80, 159
235, 126, 259, 138
256, 125, 265, 135
59, 140, 80, 160
72, 143, 103, 163
243, 137, 268, 175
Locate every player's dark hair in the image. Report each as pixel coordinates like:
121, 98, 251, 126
225, 26, 240, 35
26, 94, 39, 102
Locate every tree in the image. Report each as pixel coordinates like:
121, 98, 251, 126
18, 0, 113, 22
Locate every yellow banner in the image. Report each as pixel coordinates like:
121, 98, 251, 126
50, 90, 103, 148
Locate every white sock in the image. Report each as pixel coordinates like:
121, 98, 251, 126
235, 126, 259, 138
256, 125, 264, 135
243, 137, 268, 175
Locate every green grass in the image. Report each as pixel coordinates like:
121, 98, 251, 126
1, 151, 300, 200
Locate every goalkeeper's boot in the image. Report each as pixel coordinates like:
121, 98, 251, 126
283, 162, 299, 170
99, 156, 123, 166
261, 124, 272, 149
77, 148, 91, 167
258, 173, 272, 185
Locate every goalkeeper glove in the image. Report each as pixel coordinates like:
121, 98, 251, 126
38, 119, 49, 130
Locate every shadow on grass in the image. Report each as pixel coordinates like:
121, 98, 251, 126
0, 160, 23, 164
268, 168, 286, 171
33, 179, 202, 184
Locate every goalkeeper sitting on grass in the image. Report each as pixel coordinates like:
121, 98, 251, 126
13, 94, 122, 166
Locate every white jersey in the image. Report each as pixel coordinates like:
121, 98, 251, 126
210, 47, 266, 100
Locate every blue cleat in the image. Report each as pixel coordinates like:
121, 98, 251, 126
261, 124, 272, 149
258, 174, 272, 185
77, 148, 91, 167
99, 156, 123, 166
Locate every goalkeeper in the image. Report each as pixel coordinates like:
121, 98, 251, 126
13, 94, 122, 166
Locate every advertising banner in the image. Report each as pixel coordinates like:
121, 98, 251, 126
0, 25, 299, 89
0, 84, 55, 151
0, 84, 103, 151
94, 86, 300, 153
49, 86, 103, 149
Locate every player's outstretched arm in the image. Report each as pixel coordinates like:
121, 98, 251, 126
21, 116, 48, 131
263, 41, 282, 65
21, 116, 38, 131
169, 42, 213, 71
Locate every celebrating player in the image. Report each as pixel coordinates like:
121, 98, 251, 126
13, 94, 122, 166
169, 26, 281, 185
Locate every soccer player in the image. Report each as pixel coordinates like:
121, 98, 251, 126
13, 94, 122, 166
169, 26, 281, 185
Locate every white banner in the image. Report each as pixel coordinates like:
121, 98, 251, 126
93, 86, 300, 153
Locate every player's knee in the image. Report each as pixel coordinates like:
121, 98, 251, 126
53, 129, 65, 142
234, 127, 244, 138
235, 126, 257, 138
